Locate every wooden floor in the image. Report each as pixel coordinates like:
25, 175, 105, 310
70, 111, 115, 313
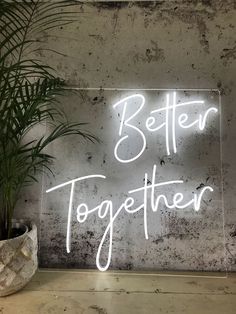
0, 270, 236, 314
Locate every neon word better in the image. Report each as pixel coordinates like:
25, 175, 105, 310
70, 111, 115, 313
113, 92, 218, 163
46, 164, 214, 272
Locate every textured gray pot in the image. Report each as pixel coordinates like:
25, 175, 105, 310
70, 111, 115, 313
0, 223, 38, 296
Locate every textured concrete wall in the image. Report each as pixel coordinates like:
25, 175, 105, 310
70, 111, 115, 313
15, 1, 236, 271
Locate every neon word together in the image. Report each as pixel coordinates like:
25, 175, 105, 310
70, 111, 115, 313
46, 164, 214, 272
113, 92, 218, 162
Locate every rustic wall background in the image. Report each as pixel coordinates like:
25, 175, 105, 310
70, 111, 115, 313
15, 0, 236, 271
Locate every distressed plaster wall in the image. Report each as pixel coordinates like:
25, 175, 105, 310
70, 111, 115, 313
15, 0, 236, 271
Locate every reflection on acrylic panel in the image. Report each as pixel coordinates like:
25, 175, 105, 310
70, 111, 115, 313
41, 89, 225, 272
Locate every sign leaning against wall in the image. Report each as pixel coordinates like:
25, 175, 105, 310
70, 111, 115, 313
42, 89, 226, 273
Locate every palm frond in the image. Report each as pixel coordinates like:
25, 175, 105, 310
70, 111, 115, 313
0, 0, 78, 62
0, 0, 99, 240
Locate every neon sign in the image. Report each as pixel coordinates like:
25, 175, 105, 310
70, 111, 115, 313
46, 91, 219, 272
113, 92, 218, 162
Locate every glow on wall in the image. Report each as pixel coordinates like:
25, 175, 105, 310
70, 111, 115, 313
43, 89, 225, 272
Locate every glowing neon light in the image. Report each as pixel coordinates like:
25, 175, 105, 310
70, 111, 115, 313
166, 93, 170, 155
46, 165, 214, 272
172, 92, 177, 153
113, 92, 218, 160
113, 94, 146, 163
199, 107, 218, 130
46, 91, 218, 272
46, 174, 106, 254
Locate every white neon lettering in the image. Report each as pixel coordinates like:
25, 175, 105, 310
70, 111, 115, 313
123, 197, 135, 213
96, 200, 114, 271
165, 94, 170, 155
113, 94, 146, 163
77, 203, 89, 223
172, 92, 177, 153
46, 164, 214, 271
67, 181, 75, 253
146, 116, 165, 132
199, 107, 218, 130
113, 92, 218, 160
46, 174, 106, 254
45, 92, 218, 272
178, 113, 199, 129
194, 186, 214, 211
143, 173, 148, 239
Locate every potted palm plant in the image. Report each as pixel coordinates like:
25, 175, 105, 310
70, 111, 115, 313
0, 0, 96, 296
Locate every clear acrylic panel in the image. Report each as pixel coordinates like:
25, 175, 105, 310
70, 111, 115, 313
40, 88, 226, 275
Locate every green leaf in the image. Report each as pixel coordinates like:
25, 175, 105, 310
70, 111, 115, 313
0, 0, 99, 241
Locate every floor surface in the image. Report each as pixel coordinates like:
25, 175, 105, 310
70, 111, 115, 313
0, 270, 236, 314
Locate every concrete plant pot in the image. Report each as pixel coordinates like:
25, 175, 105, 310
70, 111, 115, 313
0, 223, 38, 296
